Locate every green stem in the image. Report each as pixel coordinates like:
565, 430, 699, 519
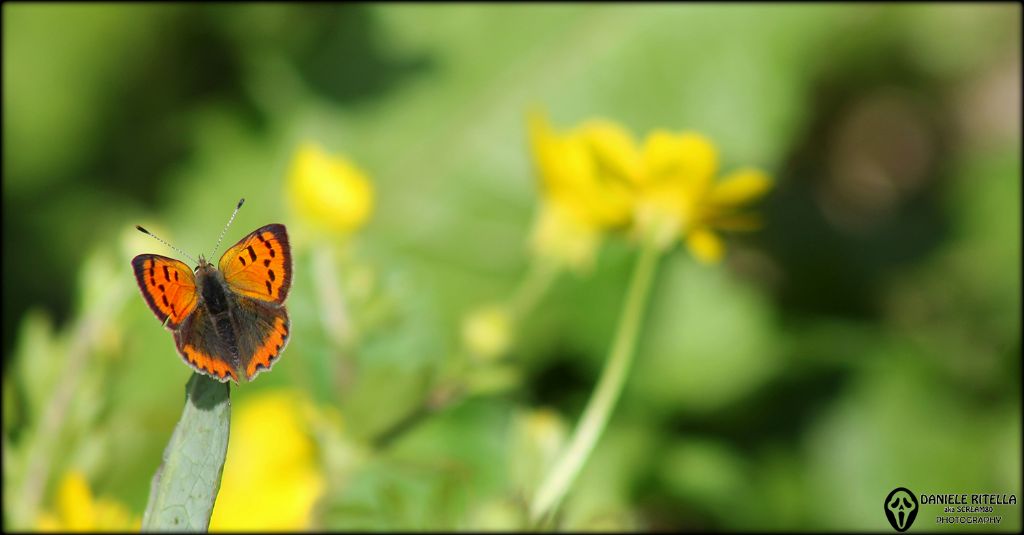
528, 240, 661, 524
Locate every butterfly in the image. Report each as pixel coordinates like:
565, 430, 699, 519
131, 199, 292, 383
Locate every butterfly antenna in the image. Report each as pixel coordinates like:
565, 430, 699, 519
135, 226, 198, 264
210, 198, 245, 258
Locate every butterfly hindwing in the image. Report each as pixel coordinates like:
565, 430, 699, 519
231, 295, 290, 381
131, 254, 199, 329
218, 223, 292, 304
173, 303, 239, 383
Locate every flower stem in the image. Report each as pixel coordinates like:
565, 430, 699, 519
529, 240, 662, 524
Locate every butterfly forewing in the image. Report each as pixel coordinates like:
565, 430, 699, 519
218, 224, 292, 304
131, 254, 199, 328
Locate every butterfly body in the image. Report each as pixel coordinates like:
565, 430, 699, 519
132, 223, 292, 384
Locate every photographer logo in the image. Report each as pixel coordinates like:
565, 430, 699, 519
884, 487, 919, 532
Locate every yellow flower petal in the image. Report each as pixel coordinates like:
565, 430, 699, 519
527, 111, 632, 228
708, 168, 771, 208
641, 131, 719, 191
528, 110, 593, 199
37, 513, 62, 532
210, 390, 325, 531
286, 142, 374, 236
577, 119, 643, 184
685, 228, 725, 264
36, 471, 139, 531
56, 471, 95, 531
93, 498, 139, 531
527, 109, 564, 192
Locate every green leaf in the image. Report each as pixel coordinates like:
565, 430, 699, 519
142, 373, 231, 532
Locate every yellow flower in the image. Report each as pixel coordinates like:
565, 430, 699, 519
528, 111, 634, 229
461, 304, 513, 362
509, 408, 567, 501
37, 471, 140, 532
627, 129, 770, 261
286, 141, 374, 237
209, 390, 325, 531
528, 110, 772, 264
526, 111, 633, 271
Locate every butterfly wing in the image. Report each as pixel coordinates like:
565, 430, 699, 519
232, 295, 291, 381
218, 224, 292, 304
173, 304, 239, 383
132, 254, 199, 329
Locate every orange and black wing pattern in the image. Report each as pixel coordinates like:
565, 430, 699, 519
131, 254, 198, 329
173, 304, 239, 383
233, 297, 291, 381
218, 224, 292, 304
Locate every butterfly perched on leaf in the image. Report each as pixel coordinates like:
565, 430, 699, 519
131, 199, 292, 383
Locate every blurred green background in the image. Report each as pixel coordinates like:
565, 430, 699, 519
3, 3, 1020, 531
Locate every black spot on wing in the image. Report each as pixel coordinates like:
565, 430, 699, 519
268, 269, 275, 281
239, 255, 247, 266
265, 280, 272, 294
247, 246, 257, 261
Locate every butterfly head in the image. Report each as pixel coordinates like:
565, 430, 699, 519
194, 255, 221, 281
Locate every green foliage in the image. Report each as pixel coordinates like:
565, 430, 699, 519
2, 3, 1020, 532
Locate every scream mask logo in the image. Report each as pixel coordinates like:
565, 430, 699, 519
884, 487, 919, 532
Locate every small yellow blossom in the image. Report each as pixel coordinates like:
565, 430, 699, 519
286, 141, 374, 237
37, 471, 140, 532
526, 111, 633, 271
528, 111, 634, 230
209, 390, 325, 531
510, 408, 567, 500
528, 110, 772, 263
461, 304, 513, 362
632, 129, 770, 261
520, 409, 567, 464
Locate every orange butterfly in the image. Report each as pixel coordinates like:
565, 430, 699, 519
131, 199, 292, 383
